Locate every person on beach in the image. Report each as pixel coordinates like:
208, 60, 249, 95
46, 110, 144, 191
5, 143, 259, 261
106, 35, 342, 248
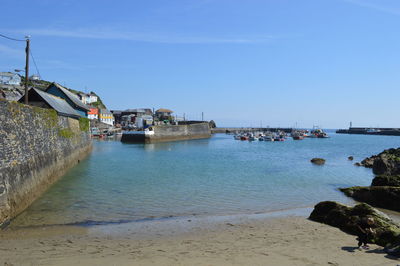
356, 217, 375, 250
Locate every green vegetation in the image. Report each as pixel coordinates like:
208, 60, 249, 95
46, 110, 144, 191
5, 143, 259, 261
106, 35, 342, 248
58, 128, 75, 138
79, 117, 90, 132
32, 107, 58, 128
90, 101, 106, 109
7, 101, 23, 117
89, 92, 106, 109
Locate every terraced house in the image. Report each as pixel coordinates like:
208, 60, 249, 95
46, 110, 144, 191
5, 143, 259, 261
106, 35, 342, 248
99, 109, 114, 126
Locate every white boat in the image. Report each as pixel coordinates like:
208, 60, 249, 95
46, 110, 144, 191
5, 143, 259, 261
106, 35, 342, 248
263, 135, 274, 141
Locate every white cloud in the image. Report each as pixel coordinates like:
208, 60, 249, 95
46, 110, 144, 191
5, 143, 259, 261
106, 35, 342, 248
4, 28, 276, 44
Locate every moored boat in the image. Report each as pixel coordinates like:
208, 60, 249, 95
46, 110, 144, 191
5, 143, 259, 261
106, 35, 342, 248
310, 127, 329, 138
291, 131, 304, 140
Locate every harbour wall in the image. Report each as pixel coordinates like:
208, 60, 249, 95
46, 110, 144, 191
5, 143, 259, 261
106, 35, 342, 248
150, 123, 211, 143
121, 123, 211, 143
0, 100, 92, 227
336, 128, 400, 136
211, 127, 293, 134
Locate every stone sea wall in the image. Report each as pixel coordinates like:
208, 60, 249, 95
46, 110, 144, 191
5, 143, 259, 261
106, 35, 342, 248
0, 100, 92, 227
149, 123, 211, 143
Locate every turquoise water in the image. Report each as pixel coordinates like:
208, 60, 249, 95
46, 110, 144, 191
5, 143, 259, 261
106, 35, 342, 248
10, 133, 400, 227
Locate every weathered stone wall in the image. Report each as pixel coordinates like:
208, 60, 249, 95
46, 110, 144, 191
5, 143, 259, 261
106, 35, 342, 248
149, 123, 211, 143
0, 100, 92, 227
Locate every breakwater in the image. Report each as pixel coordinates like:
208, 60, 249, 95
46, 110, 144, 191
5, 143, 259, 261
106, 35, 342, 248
0, 100, 92, 227
121, 123, 211, 143
336, 127, 400, 136
211, 127, 293, 134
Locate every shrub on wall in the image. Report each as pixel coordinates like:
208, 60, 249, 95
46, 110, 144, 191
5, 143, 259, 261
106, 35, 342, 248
58, 128, 75, 138
79, 117, 90, 132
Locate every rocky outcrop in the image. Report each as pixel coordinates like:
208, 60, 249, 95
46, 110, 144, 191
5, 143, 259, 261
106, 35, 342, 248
309, 201, 400, 248
311, 158, 325, 165
208, 120, 216, 128
342, 148, 400, 213
340, 187, 400, 212
361, 148, 400, 175
371, 175, 400, 187
360, 157, 375, 168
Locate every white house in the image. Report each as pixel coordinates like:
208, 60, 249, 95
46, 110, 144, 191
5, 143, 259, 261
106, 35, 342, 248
30, 74, 40, 81
0, 72, 21, 85
78, 93, 98, 105
87, 108, 99, 120
99, 109, 114, 126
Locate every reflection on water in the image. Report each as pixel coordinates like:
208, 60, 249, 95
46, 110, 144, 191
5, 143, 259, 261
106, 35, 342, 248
10, 133, 400, 228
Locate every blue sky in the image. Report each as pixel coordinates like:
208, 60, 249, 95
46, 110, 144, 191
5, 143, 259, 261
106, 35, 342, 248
1, 0, 400, 128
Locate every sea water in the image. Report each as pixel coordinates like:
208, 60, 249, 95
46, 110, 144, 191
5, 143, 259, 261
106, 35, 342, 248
10, 133, 400, 228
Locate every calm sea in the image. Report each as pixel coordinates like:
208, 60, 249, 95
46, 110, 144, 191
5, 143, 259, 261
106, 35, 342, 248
10, 132, 400, 228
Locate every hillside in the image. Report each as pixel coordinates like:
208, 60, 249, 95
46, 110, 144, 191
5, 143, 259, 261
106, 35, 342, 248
2, 77, 107, 109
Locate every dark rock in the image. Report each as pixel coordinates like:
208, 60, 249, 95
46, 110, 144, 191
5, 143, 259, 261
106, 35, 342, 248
340, 186, 400, 212
309, 201, 400, 247
385, 243, 400, 256
311, 158, 325, 165
361, 148, 400, 175
361, 157, 376, 168
354, 162, 361, 166
348, 156, 354, 161
371, 175, 400, 187
208, 120, 216, 128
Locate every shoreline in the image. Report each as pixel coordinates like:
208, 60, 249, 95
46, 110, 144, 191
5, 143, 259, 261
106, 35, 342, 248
1, 208, 399, 265
6, 203, 400, 235
5, 205, 314, 231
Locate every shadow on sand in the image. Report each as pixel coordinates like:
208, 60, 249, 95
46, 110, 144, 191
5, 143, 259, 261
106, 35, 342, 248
342, 246, 399, 261
341, 246, 358, 253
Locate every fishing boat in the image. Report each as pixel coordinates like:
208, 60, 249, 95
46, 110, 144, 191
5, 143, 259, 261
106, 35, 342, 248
240, 135, 249, 141
310, 127, 329, 138
291, 131, 304, 140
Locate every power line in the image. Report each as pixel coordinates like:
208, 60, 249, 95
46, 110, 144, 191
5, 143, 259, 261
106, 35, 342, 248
29, 48, 41, 79
0, 33, 25, 42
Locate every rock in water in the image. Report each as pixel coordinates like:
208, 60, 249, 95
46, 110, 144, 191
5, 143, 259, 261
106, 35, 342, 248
309, 201, 400, 248
361, 157, 376, 168
311, 158, 325, 165
340, 186, 400, 212
348, 156, 354, 161
361, 148, 400, 175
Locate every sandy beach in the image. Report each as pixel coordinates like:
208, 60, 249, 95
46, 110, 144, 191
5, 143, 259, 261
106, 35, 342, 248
1, 211, 398, 266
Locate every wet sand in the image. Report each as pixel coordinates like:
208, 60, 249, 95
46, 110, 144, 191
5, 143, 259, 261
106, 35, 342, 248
0, 212, 398, 266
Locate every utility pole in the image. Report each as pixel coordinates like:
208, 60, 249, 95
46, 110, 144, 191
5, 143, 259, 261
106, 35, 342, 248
24, 37, 30, 104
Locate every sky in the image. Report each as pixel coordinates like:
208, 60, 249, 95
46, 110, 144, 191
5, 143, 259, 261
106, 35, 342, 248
1, 0, 400, 128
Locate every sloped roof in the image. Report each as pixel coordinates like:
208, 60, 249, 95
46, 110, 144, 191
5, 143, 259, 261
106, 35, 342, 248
23, 89, 81, 118
48, 83, 91, 111
124, 108, 146, 113
156, 108, 173, 113
100, 109, 113, 115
